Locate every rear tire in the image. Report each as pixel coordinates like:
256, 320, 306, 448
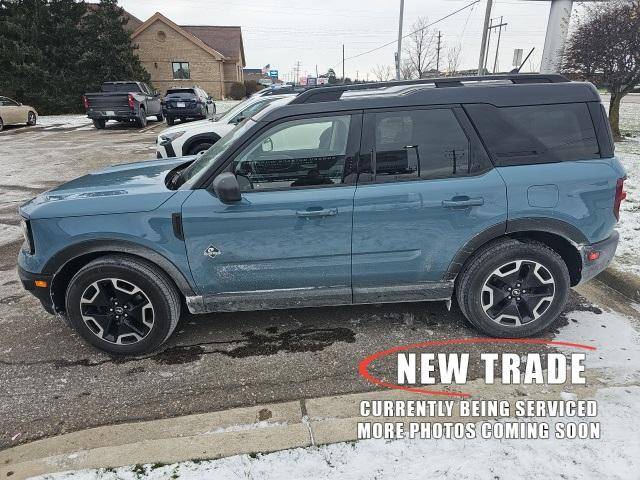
92, 119, 106, 129
456, 238, 570, 338
27, 111, 37, 126
0, 116, 4, 132
136, 107, 147, 128
65, 255, 181, 355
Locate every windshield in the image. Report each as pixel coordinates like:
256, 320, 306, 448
102, 83, 141, 93
179, 119, 257, 187
217, 97, 279, 124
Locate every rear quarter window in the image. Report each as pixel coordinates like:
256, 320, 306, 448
464, 103, 600, 166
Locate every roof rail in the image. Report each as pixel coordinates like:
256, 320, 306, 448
289, 73, 570, 105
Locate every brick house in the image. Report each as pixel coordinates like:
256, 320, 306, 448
131, 12, 245, 99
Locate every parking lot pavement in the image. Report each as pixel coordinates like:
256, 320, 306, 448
0, 115, 636, 452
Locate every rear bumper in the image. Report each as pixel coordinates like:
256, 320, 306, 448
87, 108, 138, 120
578, 230, 619, 284
163, 107, 204, 119
18, 265, 55, 314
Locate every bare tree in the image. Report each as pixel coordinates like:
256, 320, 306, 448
563, 0, 640, 139
400, 59, 416, 80
371, 64, 394, 82
446, 43, 463, 76
403, 17, 438, 79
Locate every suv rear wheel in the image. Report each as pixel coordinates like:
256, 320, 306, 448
136, 107, 147, 128
456, 238, 570, 338
65, 255, 181, 355
92, 119, 106, 129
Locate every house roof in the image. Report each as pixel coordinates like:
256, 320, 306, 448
181, 26, 245, 66
131, 12, 245, 66
132, 13, 226, 61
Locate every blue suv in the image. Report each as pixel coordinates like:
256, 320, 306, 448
18, 74, 626, 355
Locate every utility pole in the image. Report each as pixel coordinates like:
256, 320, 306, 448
436, 31, 442, 72
491, 17, 507, 73
315, 64, 318, 78
477, 0, 493, 74
342, 44, 345, 83
395, 0, 405, 80
483, 18, 493, 72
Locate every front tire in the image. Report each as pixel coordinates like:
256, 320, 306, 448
456, 238, 570, 338
27, 111, 37, 126
65, 255, 181, 355
156, 112, 164, 122
188, 142, 214, 156
166, 116, 174, 126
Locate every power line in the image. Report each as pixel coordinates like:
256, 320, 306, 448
329, 0, 480, 69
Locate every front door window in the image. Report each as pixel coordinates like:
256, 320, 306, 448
232, 115, 352, 191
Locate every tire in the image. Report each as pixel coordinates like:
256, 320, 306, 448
27, 111, 37, 126
92, 119, 106, 129
188, 142, 214, 156
65, 255, 181, 355
136, 107, 147, 128
156, 112, 164, 122
456, 238, 570, 338
166, 116, 174, 126
0, 116, 3, 132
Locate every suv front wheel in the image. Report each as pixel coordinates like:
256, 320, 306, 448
456, 239, 570, 338
65, 255, 181, 355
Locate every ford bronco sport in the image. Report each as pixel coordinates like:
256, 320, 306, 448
18, 74, 625, 355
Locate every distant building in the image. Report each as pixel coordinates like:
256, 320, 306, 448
131, 12, 245, 99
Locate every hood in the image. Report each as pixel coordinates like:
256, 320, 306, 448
160, 118, 223, 137
21, 158, 193, 219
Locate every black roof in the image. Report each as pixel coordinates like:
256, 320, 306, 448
256, 74, 601, 123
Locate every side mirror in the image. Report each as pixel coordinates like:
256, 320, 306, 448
211, 172, 242, 203
232, 116, 245, 125
262, 137, 273, 152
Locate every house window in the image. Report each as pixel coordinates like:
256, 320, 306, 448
172, 62, 190, 80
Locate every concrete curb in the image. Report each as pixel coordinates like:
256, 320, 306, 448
595, 265, 640, 303
0, 371, 607, 480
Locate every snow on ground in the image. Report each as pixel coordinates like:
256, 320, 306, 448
36, 115, 91, 130
0, 224, 22, 247
33, 307, 640, 480
609, 99, 640, 275
34, 387, 640, 480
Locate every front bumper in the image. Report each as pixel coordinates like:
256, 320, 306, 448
156, 140, 176, 158
578, 230, 619, 284
18, 265, 55, 314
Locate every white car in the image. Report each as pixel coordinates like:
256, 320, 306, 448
156, 94, 294, 158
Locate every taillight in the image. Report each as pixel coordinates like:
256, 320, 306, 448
614, 177, 627, 221
128, 94, 135, 110
82, 95, 89, 110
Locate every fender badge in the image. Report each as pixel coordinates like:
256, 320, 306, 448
204, 245, 221, 258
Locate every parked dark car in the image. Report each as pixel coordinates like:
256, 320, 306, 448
82, 81, 163, 129
162, 86, 216, 126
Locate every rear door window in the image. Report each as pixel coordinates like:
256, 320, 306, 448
465, 103, 599, 165
367, 108, 475, 183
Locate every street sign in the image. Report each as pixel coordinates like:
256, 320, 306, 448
268, 70, 279, 78
307, 77, 317, 86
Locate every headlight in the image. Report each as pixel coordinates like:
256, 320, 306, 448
20, 218, 34, 254
160, 131, 185, 143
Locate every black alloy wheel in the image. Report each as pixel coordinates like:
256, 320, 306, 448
79, 278, 155, 345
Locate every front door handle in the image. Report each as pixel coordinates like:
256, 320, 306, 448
296, 208, 338, 218
442, 196, 484, 208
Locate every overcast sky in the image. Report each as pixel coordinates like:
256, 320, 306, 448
119, 0, 588, 81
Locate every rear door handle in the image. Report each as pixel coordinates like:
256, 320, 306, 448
296, 208, 338, 218
442, 197, 484, 208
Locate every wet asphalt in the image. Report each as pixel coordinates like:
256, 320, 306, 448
0, 117, 607, 451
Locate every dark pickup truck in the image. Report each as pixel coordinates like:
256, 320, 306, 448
82, 81, 163, 129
